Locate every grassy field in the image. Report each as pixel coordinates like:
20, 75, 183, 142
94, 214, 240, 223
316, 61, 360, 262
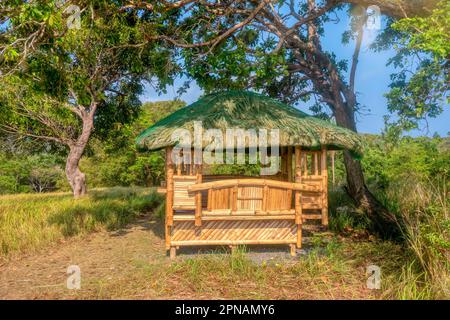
0, 187, 448, 300
0, 187, 164, 259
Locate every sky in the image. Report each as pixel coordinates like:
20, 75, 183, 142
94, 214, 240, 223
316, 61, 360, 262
140, 8, 449, 137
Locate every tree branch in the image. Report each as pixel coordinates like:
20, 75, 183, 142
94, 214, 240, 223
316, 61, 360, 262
349, 12, 367, 93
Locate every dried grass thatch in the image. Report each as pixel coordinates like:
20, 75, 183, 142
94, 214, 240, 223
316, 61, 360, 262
136, 91, 364, 156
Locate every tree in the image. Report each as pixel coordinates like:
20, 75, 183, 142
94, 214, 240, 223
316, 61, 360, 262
0, 1, 177, 197
156, 0, 446, 236
81, 100, 185, 188
160, 1, 387, 234
27, 154, 65, 193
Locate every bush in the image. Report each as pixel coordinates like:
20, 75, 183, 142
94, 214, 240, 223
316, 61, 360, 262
361, 135, 450, 191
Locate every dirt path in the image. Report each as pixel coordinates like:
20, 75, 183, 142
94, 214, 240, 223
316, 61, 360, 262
0, 217, 168, 299
0, 217, 375, 300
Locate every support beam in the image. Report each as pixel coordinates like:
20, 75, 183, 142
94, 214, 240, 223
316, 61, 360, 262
314, 152, 319, 175
321, 147, 329, 226
195, 163, 202, 227
289, 243, 297, 257
287, 146, 293, 182
165, 147, 174, 250
295, 147, 302, 182
281, 147, 287, 175
169, 246, 177, 259
294, 146, 303, 249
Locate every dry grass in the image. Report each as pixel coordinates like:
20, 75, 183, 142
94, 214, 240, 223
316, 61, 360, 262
385, 177, 450, 299
0, 187, 163, 260
58, 235, 413, 300
1, 187, 447, 300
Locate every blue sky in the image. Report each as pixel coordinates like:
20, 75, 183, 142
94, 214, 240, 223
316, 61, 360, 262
140, 9, 449, 137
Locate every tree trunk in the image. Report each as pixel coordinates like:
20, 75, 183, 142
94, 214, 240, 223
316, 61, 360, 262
65, 110, 95, 198
334, 102, 399, 237
66, 146, 87, 198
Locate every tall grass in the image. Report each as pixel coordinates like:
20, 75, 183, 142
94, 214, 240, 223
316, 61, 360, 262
384, 177, 450, 299
0, 187, 163, 259
327, 177, 449, 299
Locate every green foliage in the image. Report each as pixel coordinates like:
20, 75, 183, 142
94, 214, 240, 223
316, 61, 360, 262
81, 100, 185, 188
361, 134, 450, 190
327, 133, 450, 298
0, 1, 179, 195
208, 163, 260, 176
392, 1, 450, 59
383, 177, 450, 298
0, 153, 65, 194
0, 100, 185, 193
328, 189, 371, 234
381, 1, 449, 131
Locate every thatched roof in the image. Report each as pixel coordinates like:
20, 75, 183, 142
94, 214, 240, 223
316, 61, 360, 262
136, 90, 364, 156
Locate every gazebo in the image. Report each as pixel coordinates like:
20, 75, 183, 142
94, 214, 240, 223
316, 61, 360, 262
137, 91, 363, 258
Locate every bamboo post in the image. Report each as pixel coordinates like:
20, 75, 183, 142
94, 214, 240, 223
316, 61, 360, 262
295, 147, 302, 183
165, 147, 174, 250
289, 243, 297, 257
287, 146, 293, 182
169, 246, 177, 259
229, 186, 234, 209
330, 150, 336, 188
195, 164, 202, 227
294, 146, 303, 248
302, 153, 307, 175
281, 147, 286, 175
321, 147, 329, 226
314, 152, 319, 175
296, 224, 302, 250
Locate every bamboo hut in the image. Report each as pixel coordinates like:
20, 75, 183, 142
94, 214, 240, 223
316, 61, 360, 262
137, 91, 363, 258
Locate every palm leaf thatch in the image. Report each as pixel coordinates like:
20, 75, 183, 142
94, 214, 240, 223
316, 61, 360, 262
136, 90, 364, 157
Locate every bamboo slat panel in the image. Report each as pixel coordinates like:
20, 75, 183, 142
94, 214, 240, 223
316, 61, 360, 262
209, 188, 232, 209
301, 176, 324, 212
267, 188, 292, 211
237, 186, 263, 211
173, 176, 197, 209
206, 186, 293, 213
171, 220, 296, 243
